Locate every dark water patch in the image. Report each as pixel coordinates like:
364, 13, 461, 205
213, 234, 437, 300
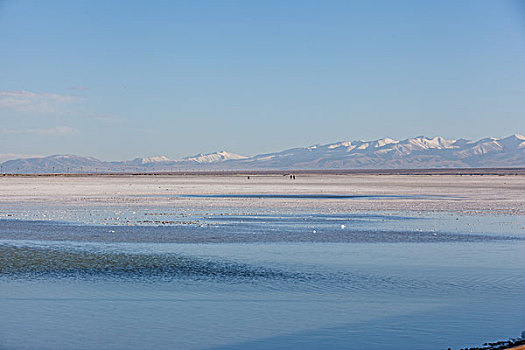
0, 244, 291, 282
205, 213, 417, 225
178, 194, 441, 200
2, 243, 525, 296
0, 244, 422, 294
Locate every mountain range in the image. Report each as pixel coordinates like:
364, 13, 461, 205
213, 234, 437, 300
1, 134, 524, 173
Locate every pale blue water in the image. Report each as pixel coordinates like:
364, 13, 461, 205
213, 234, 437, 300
1, 211, 525, 349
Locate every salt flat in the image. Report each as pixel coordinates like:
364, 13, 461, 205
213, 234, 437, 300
0, 174, 524, 215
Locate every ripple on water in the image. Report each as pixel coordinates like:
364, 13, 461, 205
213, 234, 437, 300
2, 243, 525, 297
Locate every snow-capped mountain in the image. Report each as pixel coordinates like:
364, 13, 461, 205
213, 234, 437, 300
226, 134, 525, 169
0, 154, 106, 173
130, 156, 172, 165
184, 151, 247, 163
1, 135, 523, 173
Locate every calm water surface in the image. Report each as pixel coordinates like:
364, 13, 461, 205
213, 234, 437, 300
1, 209, 524, 349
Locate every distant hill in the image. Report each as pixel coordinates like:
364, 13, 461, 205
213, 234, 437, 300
183, 151, 248, 163
1, 135, 524, 173
226, 134, 525, 169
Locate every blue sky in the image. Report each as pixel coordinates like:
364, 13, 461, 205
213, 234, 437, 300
1, 0, 524, 160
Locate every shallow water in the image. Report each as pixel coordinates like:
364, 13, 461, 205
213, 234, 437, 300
1, 206, 525, 349
177, 194, 440, 199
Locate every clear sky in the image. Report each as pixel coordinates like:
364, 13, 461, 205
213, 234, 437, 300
1, 0, 524, 160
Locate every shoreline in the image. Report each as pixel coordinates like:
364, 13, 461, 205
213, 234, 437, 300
1, 167, 525, 177
1, 173, 524, 215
